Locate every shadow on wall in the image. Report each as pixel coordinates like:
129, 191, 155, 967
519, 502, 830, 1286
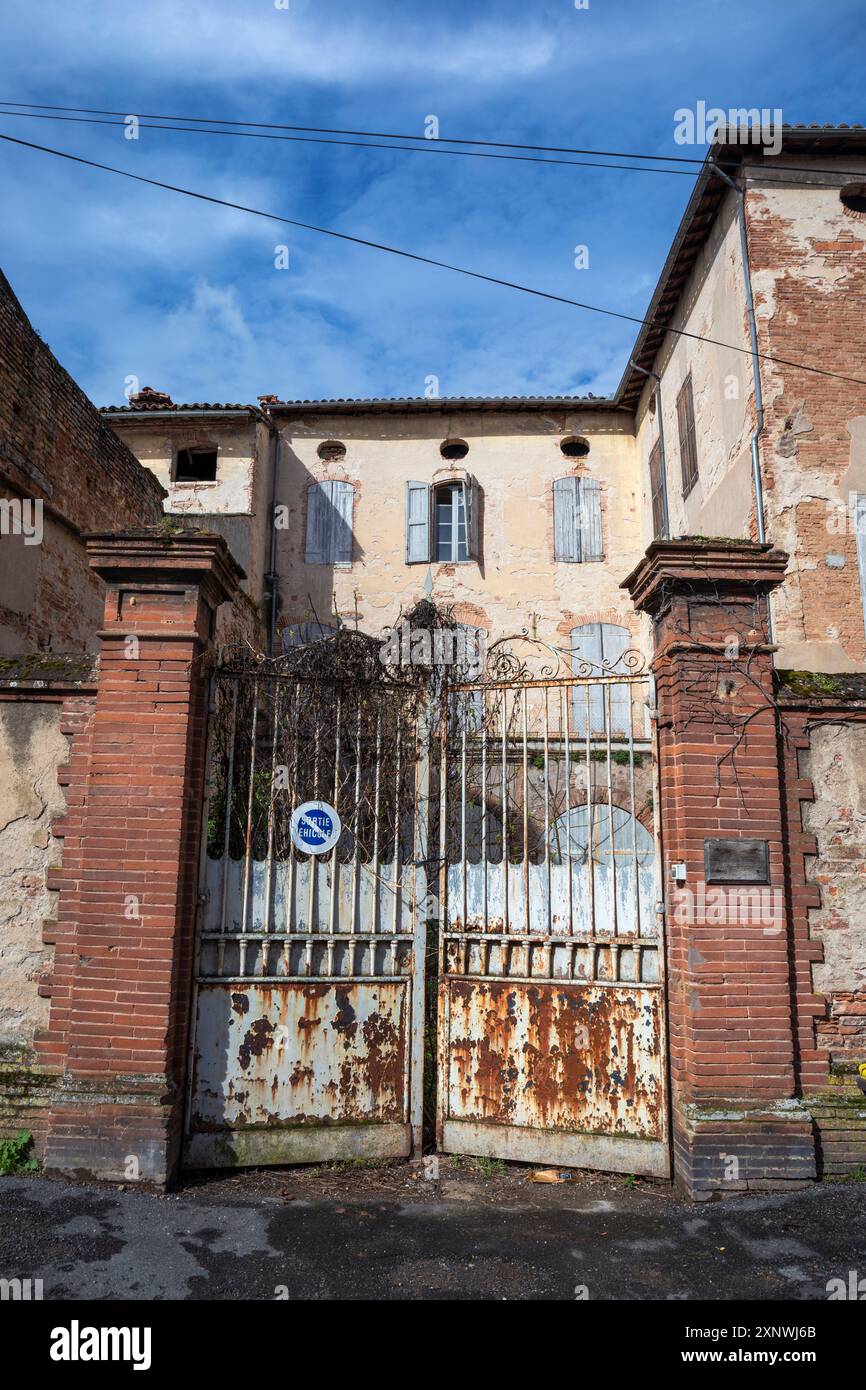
274, 441, 367, 650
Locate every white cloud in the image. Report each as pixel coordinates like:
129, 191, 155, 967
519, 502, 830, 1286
3, 2, 557, 89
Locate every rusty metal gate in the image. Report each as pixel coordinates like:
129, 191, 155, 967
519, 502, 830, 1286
183, 653, 430, 1168
436, 648, 668, 1178
184, 635, 667, 1177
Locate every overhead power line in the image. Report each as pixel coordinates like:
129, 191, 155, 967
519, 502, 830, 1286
1, 100, 865, 181
0, 109, 699, 177
2, 130, 865, 389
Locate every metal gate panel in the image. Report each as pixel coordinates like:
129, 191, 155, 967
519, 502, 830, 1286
437, 658, 669, 1177
184, 661, 428, 1169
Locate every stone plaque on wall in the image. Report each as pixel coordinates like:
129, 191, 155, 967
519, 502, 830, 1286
704, 838, 770, 884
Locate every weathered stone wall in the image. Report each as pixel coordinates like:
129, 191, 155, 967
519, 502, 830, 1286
801, 721, 866, 1066
0, 698, 67, 1052
0, 664, 99, 1145
746, 164, 866, 673
634, 163, 866, 675
0, 662, 97, 1076
0, 270, 166, 654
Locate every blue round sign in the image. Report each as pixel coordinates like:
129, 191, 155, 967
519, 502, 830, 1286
290, 800, 342, 855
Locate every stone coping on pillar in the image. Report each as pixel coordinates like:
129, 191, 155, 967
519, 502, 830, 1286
621, 538, 789, 616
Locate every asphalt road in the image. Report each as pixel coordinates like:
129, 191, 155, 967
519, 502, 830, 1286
1, 1169, 865, 1300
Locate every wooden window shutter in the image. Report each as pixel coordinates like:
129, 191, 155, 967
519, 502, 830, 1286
677, 373, 699, 495
406, 481, 432, 563
554, 476, 581, 561
305, 480, 354, 564
578, 477, 603, 561
331, 480, 354, 567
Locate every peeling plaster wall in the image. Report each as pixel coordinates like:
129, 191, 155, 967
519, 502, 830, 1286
272, 409, 644, 656
119, 419, 257, 518
746, 166, 866, 672
636, 167, 866, 673
635, 189, 754, 549
111, 416, 272, 648
802, 723, 866, 1065
0, 701, 67, 1050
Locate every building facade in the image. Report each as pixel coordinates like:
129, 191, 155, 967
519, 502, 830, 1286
2, 127, 866, 1196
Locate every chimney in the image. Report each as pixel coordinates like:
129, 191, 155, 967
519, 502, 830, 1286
129, 386, 174, 409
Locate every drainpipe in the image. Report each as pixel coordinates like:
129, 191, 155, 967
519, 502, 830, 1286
709, 164, 767, 546
629, 360, 670, 540
265, 417, 281, 656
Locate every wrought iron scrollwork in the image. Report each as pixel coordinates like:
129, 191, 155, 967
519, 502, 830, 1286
462, 631, 648, 688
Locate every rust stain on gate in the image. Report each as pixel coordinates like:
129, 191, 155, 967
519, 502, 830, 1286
190, 981, 408, 1132
443, 978, 662, 1137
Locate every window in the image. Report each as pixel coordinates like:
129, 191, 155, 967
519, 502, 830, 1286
405, 475, 480, 564
648, 438, 666, 538
559, 436, 590, 459
175, 446, 218, 482
317, 440, 346, 462
436, 482, 468, 561
676, 373, 699, 496
840, 184, 866, 215
304, 480, 354, 566
571, 622, 631, 736
553, 476, 603, 562
549, 804, 655, 866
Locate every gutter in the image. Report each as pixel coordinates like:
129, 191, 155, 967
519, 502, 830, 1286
264, 396, 626, 417
103, 408, 260, 422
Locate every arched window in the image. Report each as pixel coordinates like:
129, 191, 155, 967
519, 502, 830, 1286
548, 803, 654, 865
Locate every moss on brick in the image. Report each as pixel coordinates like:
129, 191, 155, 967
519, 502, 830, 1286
776, 668, 866, 702
0, 652, 98, 685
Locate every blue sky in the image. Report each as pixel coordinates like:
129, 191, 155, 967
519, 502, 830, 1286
0, 0, 863, 406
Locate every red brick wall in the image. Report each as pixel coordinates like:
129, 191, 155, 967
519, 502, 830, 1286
0, 269, 166, 653
624, 541, 817, 1196
31, 533, 238, 1183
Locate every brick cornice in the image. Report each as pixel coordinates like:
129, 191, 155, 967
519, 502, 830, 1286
85, 529, 244, 611
622, 539, 789, 615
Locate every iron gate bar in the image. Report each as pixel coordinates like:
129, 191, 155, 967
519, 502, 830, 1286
437, 656, 668, 1176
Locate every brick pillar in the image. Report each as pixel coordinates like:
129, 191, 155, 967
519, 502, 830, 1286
38, 531, 239, 1185
623, 540, 817, 1198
